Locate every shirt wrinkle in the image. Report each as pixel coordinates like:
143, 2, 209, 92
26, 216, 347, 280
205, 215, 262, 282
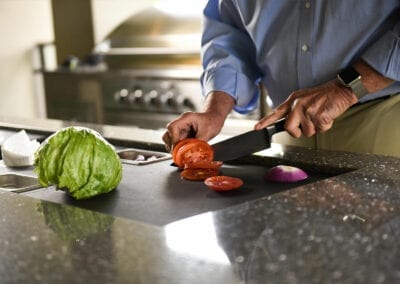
201, 0, 400, 111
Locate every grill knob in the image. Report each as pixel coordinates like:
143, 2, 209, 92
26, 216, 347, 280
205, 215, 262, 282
182, 98, 195, 110
165, 94, 195, 112
156, 91, 174, 107
130, 88, 144, 105
145, 90, 158, 106
166, 96, 179, 108
114, 88, 129, 103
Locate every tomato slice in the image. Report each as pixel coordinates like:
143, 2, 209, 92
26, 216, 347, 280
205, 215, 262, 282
174, 139, 214, 168
184, 160, 223, 170
181, 168, 219, 181
204, 176, 244, 191
172, 138, 199, 162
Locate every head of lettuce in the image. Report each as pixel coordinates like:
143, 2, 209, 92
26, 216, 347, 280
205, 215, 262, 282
34, 126, 122, 200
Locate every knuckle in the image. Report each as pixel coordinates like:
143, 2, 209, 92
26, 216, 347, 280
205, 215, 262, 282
302, 123, 315, 137
179, 111, 194, 121
166, 121, 175, 131
319, 113, 332, 125
304, 106, 314, 117
288, 90, 302, 100
314, 114, 333, 132
291, 97, 309, 111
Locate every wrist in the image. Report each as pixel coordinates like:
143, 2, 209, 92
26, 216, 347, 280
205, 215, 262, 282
203, 91, 235, 119
337, 66, 369, 99
334, 79, 359, 104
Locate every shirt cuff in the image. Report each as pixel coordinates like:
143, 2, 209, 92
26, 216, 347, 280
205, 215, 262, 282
201, 67, 259, 113
362, 30, 400, 81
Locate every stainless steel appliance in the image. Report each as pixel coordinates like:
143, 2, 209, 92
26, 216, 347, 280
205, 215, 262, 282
43, 68, 205, 130
42, 5, 262, 131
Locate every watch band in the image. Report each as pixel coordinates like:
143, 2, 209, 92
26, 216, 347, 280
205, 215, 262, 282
337, 67, 369, 99
348, 78, 369, 99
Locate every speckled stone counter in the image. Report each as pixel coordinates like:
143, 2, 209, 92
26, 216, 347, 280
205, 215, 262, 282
0, 116, 399, 284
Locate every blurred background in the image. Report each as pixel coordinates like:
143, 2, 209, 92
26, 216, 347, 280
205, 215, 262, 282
0, 0, 156, 119
0, 0, 262, 132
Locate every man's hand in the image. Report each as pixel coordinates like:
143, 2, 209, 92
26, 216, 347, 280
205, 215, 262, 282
162, 91, 235, 152
255, 60, 394, 137
254, 79, 358, 137
162, 111, 226, 152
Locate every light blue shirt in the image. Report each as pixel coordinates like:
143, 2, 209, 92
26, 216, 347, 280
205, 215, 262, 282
201, 0, 400, 113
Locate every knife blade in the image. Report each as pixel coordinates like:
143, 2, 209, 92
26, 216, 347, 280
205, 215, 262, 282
212, 118, 286, 162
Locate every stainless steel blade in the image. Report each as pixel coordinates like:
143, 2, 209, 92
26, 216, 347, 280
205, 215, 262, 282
211, 118, 286, 162
212, 128, 270, 162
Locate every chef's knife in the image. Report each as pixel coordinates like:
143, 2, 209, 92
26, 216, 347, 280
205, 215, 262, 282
212, 118, 286, 162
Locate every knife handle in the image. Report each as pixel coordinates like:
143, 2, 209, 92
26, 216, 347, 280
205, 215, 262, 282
268, 118, 286, 135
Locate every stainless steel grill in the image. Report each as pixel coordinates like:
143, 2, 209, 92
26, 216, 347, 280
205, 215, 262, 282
42, 5, 261, 131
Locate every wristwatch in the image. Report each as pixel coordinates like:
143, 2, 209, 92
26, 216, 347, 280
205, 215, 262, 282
337, 66, 369, 99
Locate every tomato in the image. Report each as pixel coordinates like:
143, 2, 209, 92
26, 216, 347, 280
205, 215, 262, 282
177, 142, 214, 168
181, 168, 219, 181
173, 139, 214, 168
184, 160, 223, 170
172, 138, 199, 162
204, 176, 244, 191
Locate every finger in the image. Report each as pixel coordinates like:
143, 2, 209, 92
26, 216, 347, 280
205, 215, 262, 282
312, 111, 334, 133
254, 102, 291, 130
301, 101, 318, 137
285, 110, 303, 138
300, 118, 316, 137
166, 113, 196, 145
168, 125, 193, 146
162, 131, 172, 152
291, 95, 323, 137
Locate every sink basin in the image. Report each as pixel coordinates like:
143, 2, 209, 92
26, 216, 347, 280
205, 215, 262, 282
0, 173, 42, 193
117, 148, 171, 165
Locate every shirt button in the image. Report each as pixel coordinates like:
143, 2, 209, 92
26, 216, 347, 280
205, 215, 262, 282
301, 44, 309, 52
305, 2, 311, 8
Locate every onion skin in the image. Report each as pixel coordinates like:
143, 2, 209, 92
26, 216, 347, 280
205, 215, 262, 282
264, 165, 308, 183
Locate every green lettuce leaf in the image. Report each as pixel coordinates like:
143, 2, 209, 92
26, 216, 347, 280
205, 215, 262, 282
34, 127, 122, 199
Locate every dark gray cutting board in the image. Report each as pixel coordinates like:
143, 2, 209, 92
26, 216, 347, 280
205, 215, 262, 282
23, 160, 334, 226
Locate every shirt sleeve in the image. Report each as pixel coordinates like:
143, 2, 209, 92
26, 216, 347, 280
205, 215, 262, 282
361, 21, 400, 81
200, 0, 263, 113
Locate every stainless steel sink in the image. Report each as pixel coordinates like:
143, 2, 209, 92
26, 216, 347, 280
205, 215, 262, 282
117, 148, 171, 165
0, 173, 42, 193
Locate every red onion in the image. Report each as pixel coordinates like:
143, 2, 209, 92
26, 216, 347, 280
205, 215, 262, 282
264, 165, 308, 183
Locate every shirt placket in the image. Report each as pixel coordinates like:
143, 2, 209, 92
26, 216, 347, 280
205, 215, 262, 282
296, 0, 314, 88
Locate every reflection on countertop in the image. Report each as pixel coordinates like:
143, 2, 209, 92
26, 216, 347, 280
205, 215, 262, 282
0, 116, 399, 283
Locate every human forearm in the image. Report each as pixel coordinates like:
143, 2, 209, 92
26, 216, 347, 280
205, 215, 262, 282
203, 91, 235, 121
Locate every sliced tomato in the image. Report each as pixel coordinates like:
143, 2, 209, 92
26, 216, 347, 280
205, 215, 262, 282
184, 160, 223, 170
181, 168, 219, 181
172, 138, 199, 162
174, 139, 213, 168
204, 176, 244, 191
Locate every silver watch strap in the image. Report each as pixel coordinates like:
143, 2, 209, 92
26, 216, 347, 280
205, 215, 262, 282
349, 79, 369, 99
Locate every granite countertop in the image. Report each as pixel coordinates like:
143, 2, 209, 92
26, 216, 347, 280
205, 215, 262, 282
0, 116, 399, 284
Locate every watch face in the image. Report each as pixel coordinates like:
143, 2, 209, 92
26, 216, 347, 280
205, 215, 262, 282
339, 67, 360, 85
